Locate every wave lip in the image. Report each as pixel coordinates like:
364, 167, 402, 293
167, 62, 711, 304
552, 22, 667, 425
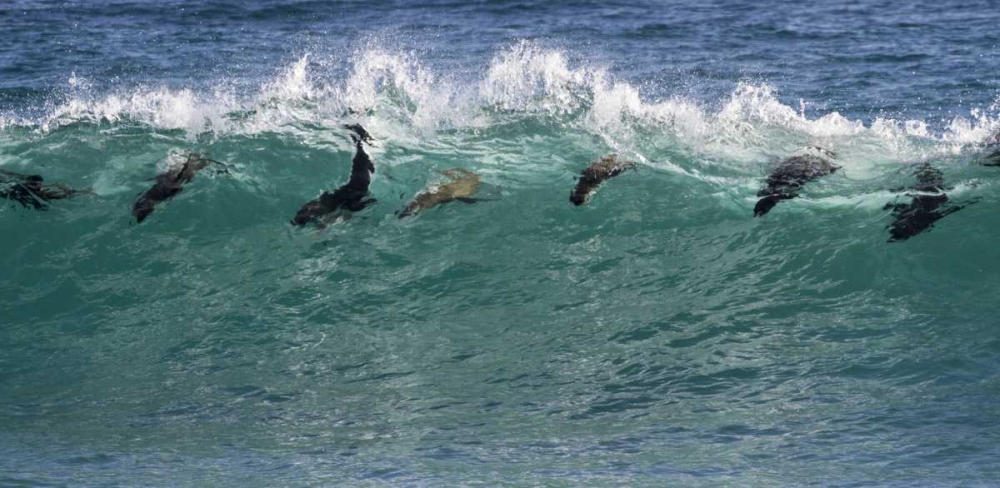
1, 42, 998, 167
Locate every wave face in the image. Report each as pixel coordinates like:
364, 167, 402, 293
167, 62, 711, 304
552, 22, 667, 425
4, 1, 1000, 486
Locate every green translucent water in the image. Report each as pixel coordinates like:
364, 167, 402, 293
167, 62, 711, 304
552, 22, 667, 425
4, 19, 1000, 483
4, 107, 1000, 485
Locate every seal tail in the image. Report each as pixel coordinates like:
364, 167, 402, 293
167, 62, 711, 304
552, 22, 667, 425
753, 194, 793, 217
133, 199, 154, 223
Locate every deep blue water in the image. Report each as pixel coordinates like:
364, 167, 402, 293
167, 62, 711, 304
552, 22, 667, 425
3, 1, 1000, 486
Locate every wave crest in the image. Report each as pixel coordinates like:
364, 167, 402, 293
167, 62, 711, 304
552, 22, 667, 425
3, 41, 999, 165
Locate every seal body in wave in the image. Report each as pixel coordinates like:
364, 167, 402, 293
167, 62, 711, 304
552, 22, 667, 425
569, 154, 635, 206
0, 169, 91, 210
754, 147, 839, 217
133, 153, 219, 223
291, 135, 376, 226
980, 130, 1000, 166
398, 168, 482, 218
884, 163, 967, 242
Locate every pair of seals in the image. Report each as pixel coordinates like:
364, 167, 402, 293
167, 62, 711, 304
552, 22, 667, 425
569, 154, 635, 206
291, 132, 376, 226
566, 148, 836, 215
133, 153, 221, 223
753, 148, 967, 241
293, 125, 491, 224
398, 168, 483, 218
884, 163, 967, 242
0, 169, 90, 210
754, 147, 840, 217
294, 160, 488, 223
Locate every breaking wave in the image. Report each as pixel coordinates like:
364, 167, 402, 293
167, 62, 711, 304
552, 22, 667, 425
4, 40, 1000, 181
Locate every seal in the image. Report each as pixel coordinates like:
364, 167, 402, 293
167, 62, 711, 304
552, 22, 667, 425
0, 169, 90, 210
291, 135, 376, 226
884, 163, 967, 242
398, 168, 482, 218
981, 130, 1000, 166
344, 123, 376, 145
133, 153, 219, 223
569, 154, 636, 206
754, 147, 839, 217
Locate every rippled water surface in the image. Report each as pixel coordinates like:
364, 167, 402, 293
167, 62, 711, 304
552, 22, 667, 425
3, 1, 1000, 486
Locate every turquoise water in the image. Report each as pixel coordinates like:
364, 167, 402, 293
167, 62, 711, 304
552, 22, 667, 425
3, 1, 1000, 486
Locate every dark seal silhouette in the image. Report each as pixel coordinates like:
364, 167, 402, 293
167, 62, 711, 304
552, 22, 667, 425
344, 123, 376, 145
133, 153, 219, 223
754, 147, 840, 217
980, 130, 1000, 166
569, 154, 635, 206
291, 135, 376, 226
884, 163, 967, 242
0, 169, 90, 210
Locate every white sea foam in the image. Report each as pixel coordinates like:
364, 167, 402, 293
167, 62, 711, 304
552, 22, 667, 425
482, 41, 592, 115
338, 47, 478, 132
263, 54, 315, 102
8, 41, 999, 172
48, 85, 231, 135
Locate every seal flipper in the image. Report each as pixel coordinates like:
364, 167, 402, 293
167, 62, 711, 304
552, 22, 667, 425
200, 158, 232, 177
0, 169, 44, 183
931, 198, 974, 222
883, 202, 910, 212
37, 183, 93, 200
754, 194, 793, 217
13, 183, 49, 210
937, 204, 966, 218
208, 165, 232, 177
345, 197, 377, 212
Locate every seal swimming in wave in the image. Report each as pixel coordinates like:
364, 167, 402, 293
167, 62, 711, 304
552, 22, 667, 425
754, 147, 839, 217
398, 168, 483, 218
979, 130, 1000, 166
133, 153, 220, 223
0, 169, 91, 210
884, 162, 967, 242
291, 134, 376, 226
569, 154, 636, 206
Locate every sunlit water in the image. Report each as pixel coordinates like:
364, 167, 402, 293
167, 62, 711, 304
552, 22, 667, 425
3, 1, 1000, 486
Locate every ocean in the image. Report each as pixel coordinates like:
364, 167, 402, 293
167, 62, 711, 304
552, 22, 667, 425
2, 1, 1000, 486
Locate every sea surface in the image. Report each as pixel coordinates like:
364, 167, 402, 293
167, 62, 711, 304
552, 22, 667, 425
3, 1, 1000, 486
